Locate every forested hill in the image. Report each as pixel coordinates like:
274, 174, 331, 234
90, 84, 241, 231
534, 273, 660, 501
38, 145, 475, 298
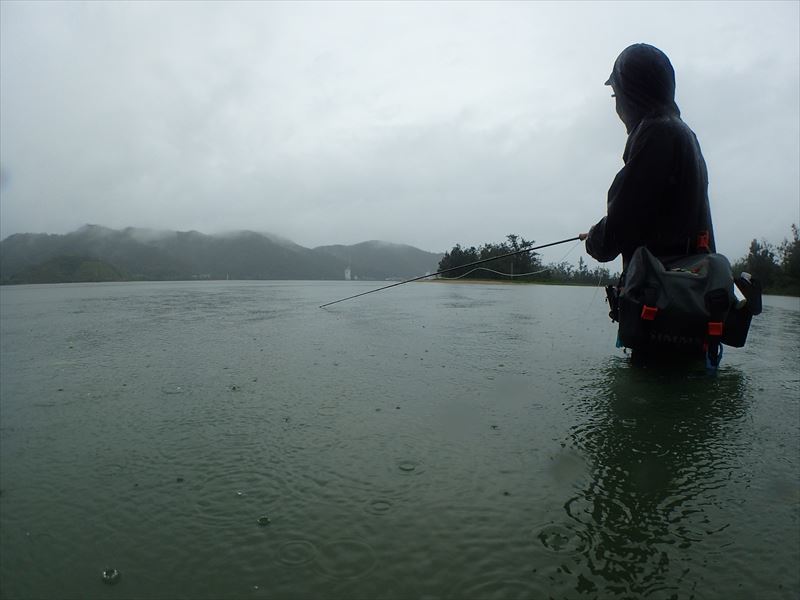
314, 241, 442, 281
0, 225, 443, 284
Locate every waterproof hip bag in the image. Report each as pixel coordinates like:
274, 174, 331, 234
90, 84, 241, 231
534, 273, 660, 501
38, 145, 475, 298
605, 246, 762, 367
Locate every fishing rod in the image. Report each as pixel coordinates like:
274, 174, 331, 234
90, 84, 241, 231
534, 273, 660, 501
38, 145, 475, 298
319, 235, 582, 308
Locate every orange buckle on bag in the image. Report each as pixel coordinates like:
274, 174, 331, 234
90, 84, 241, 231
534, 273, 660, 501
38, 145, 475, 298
641, 305, 658, 321
697, 231, 710, 253
708, 322, 724, 336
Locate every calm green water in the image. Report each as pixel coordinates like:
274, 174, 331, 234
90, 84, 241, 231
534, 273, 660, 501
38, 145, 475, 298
0, 281, 798, 600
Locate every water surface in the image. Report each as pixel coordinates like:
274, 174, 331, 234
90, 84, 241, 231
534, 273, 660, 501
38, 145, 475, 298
1, 281, 798, 599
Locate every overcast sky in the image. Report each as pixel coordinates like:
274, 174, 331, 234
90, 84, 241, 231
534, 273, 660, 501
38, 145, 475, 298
1, 1, 798, 267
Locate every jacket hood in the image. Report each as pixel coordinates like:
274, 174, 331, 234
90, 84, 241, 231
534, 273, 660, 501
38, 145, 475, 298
606, 44, 680, 130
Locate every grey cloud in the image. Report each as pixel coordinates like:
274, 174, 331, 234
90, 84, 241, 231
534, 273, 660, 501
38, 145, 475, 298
1, 1, 797, 270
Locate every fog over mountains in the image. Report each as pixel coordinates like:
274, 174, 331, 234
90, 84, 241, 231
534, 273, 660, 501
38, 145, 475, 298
0, 225, 443, 284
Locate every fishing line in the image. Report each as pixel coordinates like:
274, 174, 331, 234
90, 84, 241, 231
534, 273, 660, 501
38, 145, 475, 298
556, 239, 582, 264
439, 240, 581, 280
440, 240, 581, 281
578, 257, 615, 330
439, 266, 550, 280
587, 267, 605, 310
441, 239, 582, 280
319, 235, 581, 308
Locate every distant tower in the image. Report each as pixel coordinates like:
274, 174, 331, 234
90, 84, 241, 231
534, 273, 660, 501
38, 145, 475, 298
344, 266, 351, 281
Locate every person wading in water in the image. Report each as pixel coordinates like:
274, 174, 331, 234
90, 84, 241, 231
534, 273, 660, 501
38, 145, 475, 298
578, 43, 734, 366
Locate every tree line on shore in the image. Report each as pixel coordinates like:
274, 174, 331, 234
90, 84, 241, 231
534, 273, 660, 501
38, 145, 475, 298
438, 226, 800, 295
731, 225, 799, 296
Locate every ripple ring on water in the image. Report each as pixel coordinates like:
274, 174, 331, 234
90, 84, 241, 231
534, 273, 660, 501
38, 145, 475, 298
534, 522, 587, 555
364, 498, 393, 515
194, 469, 287, 526
397, 460, 420, 474
278, 540, 318, 566
316, 539, 377, 580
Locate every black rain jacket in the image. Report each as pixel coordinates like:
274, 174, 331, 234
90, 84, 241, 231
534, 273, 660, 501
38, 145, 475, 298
586, 44, 715, 266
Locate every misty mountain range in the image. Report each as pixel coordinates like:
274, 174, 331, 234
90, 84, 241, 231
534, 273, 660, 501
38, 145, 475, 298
0, 225, 443, 284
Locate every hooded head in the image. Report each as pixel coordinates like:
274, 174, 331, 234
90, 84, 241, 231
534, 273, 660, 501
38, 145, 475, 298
606, 43, 680, 132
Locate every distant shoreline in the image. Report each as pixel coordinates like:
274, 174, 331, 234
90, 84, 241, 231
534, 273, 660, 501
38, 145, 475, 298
422, 278, 525, 285
421, 278, 600, 287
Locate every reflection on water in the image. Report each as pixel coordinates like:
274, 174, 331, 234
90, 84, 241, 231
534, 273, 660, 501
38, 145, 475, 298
549, 360, 751, 598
